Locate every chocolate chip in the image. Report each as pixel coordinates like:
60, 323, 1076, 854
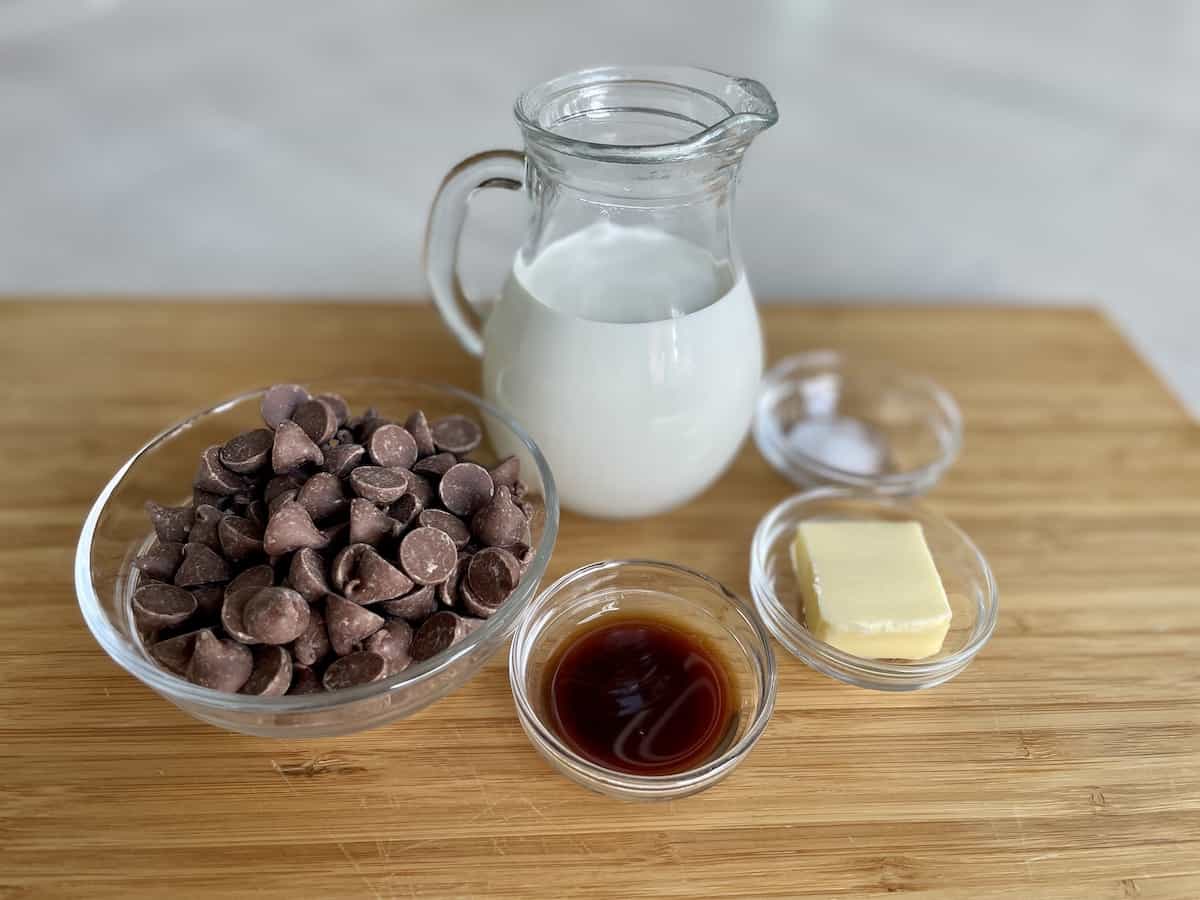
263, 499, 329, 556
291, 398, 338, 445
288, 664, 323, 694
348, 466, 409, 504
296, 471, 347, 523
412, 452, 457, 478
264, 474, 304, 505
261, 383, 311, 429
438, 463, 494, 517
364, 620, 413, 675
240, 644, 294, 696
316, 393, 350, 426
132, 582, 198, 630
219, 429, 275, 475
243, 586, 311, 645
149, 628, 211, 676
431, 415, 482, 455
388, 493, 423, 533
174, 542, 232, 587
190, 583, 225, 619
404, 410, 436, 457
379, 584, 437, 621
517, 498, 535, 523
399, 526, 457, 585
344, 546, 413, 604
406, 473, 436, 507
419, 508, 471, 549
226, 563, 274, 599
245, 499, 269, 531
145, 501, 194, 544
459, 574, 499, 619
437, 555, 468, 610
348, 498, 395, 547
324, 442, 366, 478
195, 445, 249, 496
470, 486, 527, 548
411, 611, 479, 661
467, 547, 521, 608
187, 504, 224, 550
133, 540, 185, 582
272, 420, 324, 473
218, 515, 263, 562
367, 423, 418, 470
330, 543, 369, 593
291, 607, 331, 666
323, 650, 388, 690
488, 456, 520, 489
288, 547, 329, 602
221, 587, 261, 644
325, 594, 384, 656
187, 630, 253, 692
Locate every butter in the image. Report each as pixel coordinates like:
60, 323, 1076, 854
790, 521, 951, 660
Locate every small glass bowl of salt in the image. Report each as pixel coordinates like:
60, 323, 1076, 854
752, 351, 962, 495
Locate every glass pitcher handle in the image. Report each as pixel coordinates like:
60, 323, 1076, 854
423, 150, 525, 358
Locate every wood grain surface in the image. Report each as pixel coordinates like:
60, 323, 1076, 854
1, 302, 1198, 899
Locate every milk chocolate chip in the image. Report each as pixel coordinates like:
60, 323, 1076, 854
348, 497, 395, 547
323, 651, 388, 690
240, 645, 294, 696
263, 499, 329, 556
411, 611, 480, 661
261, 383, 310, 429
325, 594, 385, 656
133, 541, 185, 582
399, 527, 458, 585
187, 631, 253, 692
296, 472, 348, 523
145, 501, 194, 544
272, 421, 324, 473
431, 415, 482, 455
132, 583, 198, 630
288, 547, 329, 602
379, 584, 438, 621
367, 423, 418, 470
363, 620, 413, 674
243, 586, 311, 645
438, 463, 494, 517
404, 410, 436, 457
349, 466, 410, 504
174, 542, 232, 587
292, 398, 338, 445
219, 428, 275, 474
343, 546, 413, 605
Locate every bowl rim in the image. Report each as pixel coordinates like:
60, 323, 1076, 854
749, 487, 999, 685
509, 558, 778, 793
754, 350, 963, 493
75, 376, 559, 712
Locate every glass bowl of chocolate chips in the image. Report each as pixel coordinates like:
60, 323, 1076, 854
76, 379, 558, 737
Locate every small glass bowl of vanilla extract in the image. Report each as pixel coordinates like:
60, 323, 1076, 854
509, 560, 777, 800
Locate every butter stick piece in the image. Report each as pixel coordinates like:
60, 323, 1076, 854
791, 521, 951, 660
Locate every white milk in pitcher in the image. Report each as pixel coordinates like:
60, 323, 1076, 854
482, 223, 763, 518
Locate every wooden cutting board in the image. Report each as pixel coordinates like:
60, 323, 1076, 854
1, 302, 1198, 899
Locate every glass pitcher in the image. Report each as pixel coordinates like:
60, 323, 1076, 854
425, 66, 778, 519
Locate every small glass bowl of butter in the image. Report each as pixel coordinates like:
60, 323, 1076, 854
749, 488, 998, 690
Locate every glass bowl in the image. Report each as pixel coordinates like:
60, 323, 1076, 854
509, 560, 777, 801
753, 351, 962, 495
75, 377, 559, 738
750, 489, 997, 691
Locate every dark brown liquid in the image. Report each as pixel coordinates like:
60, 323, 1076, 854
545, 614, 735, 776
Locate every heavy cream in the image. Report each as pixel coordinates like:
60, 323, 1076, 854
482, 224, 763, 518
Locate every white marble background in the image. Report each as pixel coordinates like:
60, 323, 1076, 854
2, 0, 1198, 413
